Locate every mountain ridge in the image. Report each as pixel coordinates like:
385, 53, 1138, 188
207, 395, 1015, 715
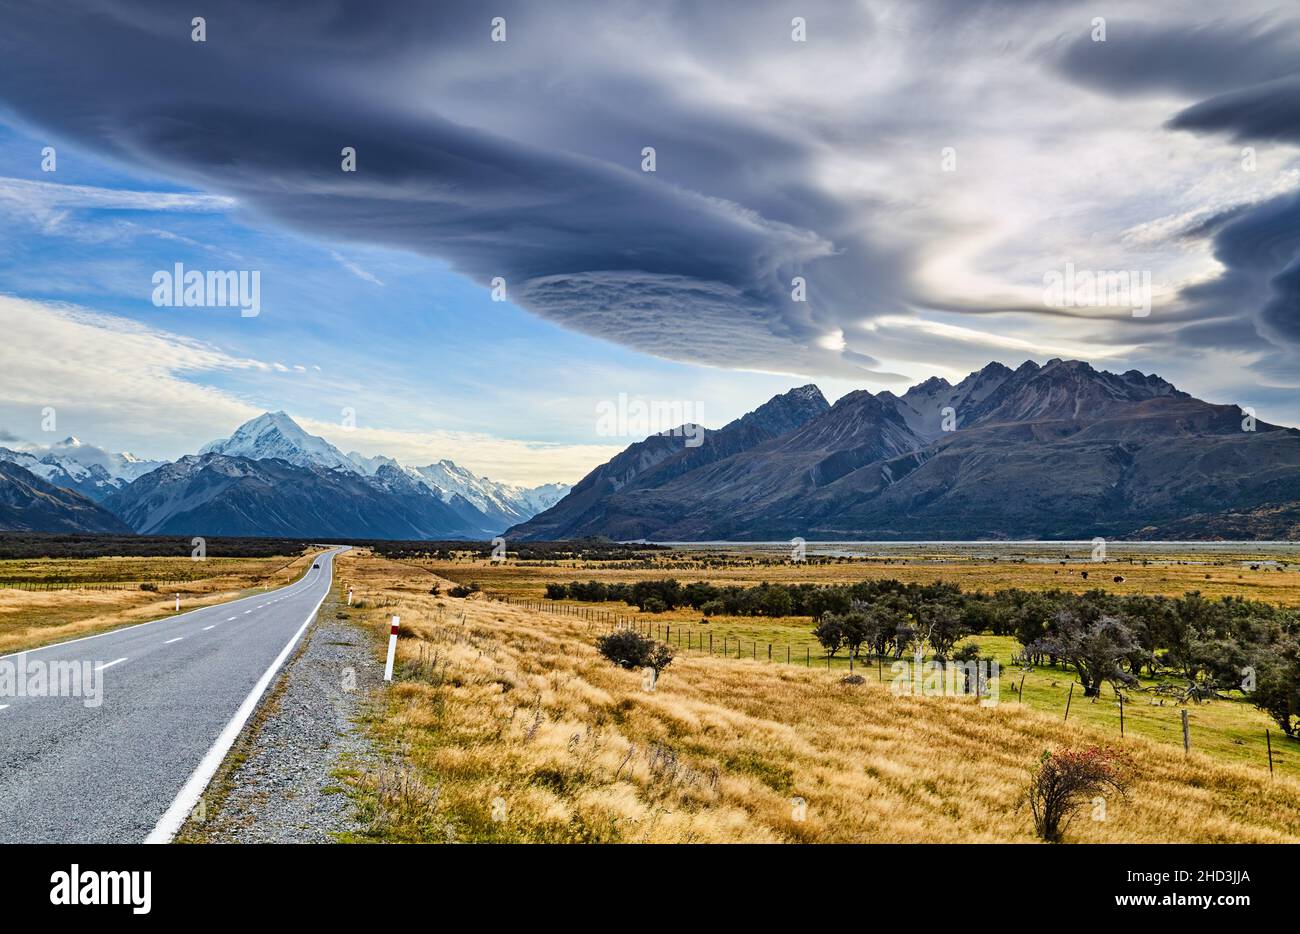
0, 460, 132, 533
509, 359, 1300, 542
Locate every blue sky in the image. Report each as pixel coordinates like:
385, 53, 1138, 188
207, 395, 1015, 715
0, 120, 834, 484
2, 1, 1299, 486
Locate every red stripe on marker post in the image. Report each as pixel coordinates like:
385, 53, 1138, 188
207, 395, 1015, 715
384, 615, 399, 682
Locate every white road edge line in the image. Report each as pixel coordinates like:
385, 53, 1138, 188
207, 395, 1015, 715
0, 557, 325, 663
164, 638, 183, 644
0, 705, 9, 711
203, 625, 215, 631
144, 550, 339, 844
95, 658, 128, 672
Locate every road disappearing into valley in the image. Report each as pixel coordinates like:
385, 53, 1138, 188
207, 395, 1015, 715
0, 547, 346, 843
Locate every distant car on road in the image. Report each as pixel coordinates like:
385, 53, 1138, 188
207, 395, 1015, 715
313, 563, 320, 568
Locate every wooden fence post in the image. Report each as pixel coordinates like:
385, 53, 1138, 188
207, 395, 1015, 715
1018, 672, 1026, 702
1063, 682, 1074, 722
1119, 695, 1125, 737
1267, 729, 1274, 776
1181, 709, 1190, 755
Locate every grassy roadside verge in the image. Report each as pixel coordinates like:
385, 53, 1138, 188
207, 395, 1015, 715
338, 552, 1300, 843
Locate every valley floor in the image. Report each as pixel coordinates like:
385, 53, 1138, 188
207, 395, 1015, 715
332, 551, 1300, 843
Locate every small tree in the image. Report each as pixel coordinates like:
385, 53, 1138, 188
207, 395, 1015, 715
596, 630, 674, 673
841, 611, 869, 661
917, 602, 969, 660
1033, 611, 1138, 697
1248, 640, 1300, 737
1026, 745, 1130, 843
859, 603, 905, 657
813, 614, 846, 659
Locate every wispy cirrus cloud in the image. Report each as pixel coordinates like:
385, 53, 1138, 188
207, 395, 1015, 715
0, 177, 235, 213
0, 294, 622, 482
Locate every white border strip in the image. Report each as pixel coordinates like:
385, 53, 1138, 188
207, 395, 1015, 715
143, 549, 341, 844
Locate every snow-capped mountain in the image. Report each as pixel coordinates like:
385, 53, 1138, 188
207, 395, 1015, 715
103, 453, 489, 539
403, 460, 570, 529
0, 412, 570, 537
344, 450, 401, 475
200, 411, 356, 472
0, 437, 165, 502
194, 412, 568, 534
0, 460, 131, 533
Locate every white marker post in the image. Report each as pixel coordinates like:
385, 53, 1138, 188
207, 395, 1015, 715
384, 615, 399, 682
175, 594, 180, 612
348, 589, 354, 606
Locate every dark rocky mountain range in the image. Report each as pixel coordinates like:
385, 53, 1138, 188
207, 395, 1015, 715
0, 412, 567, 539
510, 385, 831, 541
509, 359, 1300, 541
101, 454, 489, 539
0, 460, 132, 534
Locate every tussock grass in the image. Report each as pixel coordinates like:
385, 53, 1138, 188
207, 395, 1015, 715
339, 552, 1300, 843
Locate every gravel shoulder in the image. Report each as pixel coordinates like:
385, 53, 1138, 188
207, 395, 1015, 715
178, 594, 381, 843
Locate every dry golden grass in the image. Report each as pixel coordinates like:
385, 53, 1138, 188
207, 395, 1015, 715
338, 551, 1300, 844
430, 551, 1300, 605
0, 553, 317, 655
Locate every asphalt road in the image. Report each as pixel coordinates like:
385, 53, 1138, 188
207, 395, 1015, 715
0, 546, 344, 843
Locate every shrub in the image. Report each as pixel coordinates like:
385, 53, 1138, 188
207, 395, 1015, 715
544, 583, 568, 600
449, 582, 480, 599
139, 582, 158, 592
813, 614, 846, 658
642, 596, 668, 614
1026, 745, 1131, 842
596, 629, 674, 673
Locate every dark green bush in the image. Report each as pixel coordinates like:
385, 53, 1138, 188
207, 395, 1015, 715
596, 629, 674, 673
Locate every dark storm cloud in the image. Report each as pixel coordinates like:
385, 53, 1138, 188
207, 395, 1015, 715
0, 0, 905, 377
1054, 18, 1300, 97
1050, 14, 1300, 359
4, 0, 1300, 390
1177, 191, 1300, 347
1169, 77, 1300, 143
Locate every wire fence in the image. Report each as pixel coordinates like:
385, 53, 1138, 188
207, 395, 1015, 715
490, 591, 1290, 778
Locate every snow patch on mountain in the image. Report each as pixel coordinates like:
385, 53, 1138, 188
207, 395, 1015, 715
198, 412, 570, 530
0, 436, 165, 502
201, 411, 355, 471
404, 460, 570, 526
